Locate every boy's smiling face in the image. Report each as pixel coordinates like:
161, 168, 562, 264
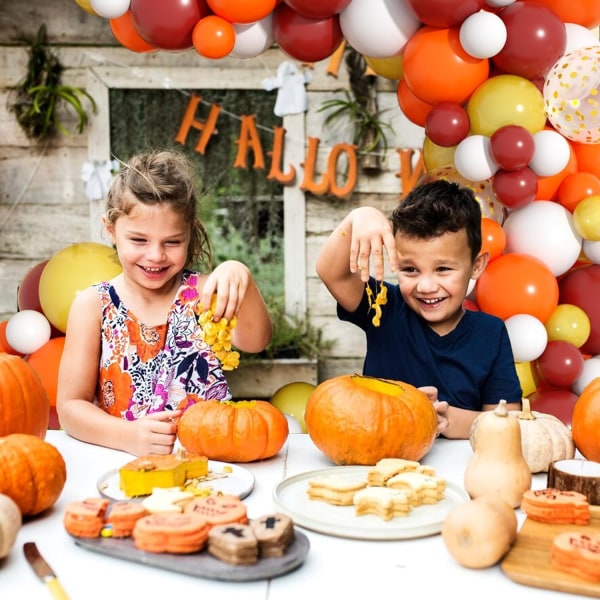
395, 228, 488, 336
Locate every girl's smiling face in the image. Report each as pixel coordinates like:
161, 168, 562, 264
395, 229, 488, 336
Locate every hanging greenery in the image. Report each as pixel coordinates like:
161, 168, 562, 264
8, 24, 96, 142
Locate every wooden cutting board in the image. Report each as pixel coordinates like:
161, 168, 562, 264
501, 505, 600, 597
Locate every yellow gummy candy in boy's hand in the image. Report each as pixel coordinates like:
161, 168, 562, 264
366, 281, 387, 327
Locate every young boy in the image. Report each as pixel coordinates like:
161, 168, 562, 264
315, 179, 522, 439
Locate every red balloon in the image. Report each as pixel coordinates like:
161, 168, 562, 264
192, 16, 236, 59
110, 11, 156, 53
492, 166, 537, 210
559, 264, 600, 356
283, 0, 351, 19
534, 340, 584, 389
207, 0, 277, 23
490, 125, 535, 171
17, 260, 49, 313
273, 4, 343, 63
476, 252, 559, 322
130, 0, 210, 51
424, 102, 470, 148
492, 2, 566, 81
463, 298, 479, 311
529, 388, 578, 425
405, 0, 485, 28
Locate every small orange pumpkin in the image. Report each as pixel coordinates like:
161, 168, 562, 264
177, 399, 289, 463
0, 434, 66, 516
304, 374, 438, 465
0, 353, 49, 439
572, 377, 600, 461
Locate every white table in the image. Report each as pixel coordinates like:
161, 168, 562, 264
4, 431, 585, 599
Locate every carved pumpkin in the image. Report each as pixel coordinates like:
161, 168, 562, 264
177, 400, 289, 463
304, 374, 438, 465
0, 434, 66, 516
0, 493, 21, 559
0, 353, 49, 438
507, 397, 575, 473
572, 377, 600, 461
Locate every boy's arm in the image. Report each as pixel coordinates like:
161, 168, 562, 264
316, 207, 397, 313
439, 402, 522, 439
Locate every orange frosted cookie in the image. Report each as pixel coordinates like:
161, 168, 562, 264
183, 494, 248, 526
521, 488, 590, 525
133, 512, 210, 554
551, 531, 600, 582
103, 501, 148, 538
63, 498, 109, 538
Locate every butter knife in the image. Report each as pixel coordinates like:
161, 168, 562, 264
23, 542, 70, 600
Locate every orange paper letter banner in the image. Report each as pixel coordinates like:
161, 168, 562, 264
174, 94, 221, 155
395, 148, 424, 198
234, 114, 266, 169
267, 126, 296, 185
327, 143, 357, 199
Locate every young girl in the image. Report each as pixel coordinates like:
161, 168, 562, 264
56, 150, 272, 456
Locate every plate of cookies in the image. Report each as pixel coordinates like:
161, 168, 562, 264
273, 458, 470, 540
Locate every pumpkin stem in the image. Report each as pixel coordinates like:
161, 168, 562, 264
517, 397, 536, 421
493, 399, 509, 417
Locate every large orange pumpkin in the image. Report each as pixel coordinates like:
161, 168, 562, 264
304, 374, 438, 465
572, 377, 600, 461
0, 353, 49, 439
0, 434, 66, 516
177, 400, 289, 463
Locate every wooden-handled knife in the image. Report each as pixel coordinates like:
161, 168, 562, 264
23, 542, 70, 600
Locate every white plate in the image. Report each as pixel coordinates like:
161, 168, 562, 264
97, 460, 255, 501
273, 466, 469, 540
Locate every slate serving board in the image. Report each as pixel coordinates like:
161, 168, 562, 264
501, 505, 600, 597
74, 529, 309, 582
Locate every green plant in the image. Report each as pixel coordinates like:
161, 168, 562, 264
8, 25, 96, 142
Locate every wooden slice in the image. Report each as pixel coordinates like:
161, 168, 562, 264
547, 459, 600, 505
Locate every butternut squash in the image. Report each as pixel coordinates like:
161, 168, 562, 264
464, 400, 532, 508
441, 494, 517, 568
0, 493, 21, 559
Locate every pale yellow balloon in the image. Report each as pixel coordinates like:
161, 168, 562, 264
423, 137, 456, 172
364, 54, 404, 81
544, 303, 591, 348
514, 361, 540, 397
271, 381, 316, 433
573, 195, 600, 241
467, 74, 546, 137
74, 0, 99, 15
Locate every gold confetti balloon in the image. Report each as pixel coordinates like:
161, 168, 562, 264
544, 46, 600, 144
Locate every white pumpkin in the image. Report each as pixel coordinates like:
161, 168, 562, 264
510, 397, 574, 473
0, 493, 22, 558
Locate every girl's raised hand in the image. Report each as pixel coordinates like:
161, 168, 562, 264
200, 260, 251, 321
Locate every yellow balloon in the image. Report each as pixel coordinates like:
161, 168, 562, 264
364, 55, 404, 81
573, 195, 600, 241
514, 361, 540, 397
74, 0, 99, 15
39, 242, 122, 333
544, 303, 591, 348
271, 381, 316, 433
423, 137, 456, 172
467, 74, 546, 137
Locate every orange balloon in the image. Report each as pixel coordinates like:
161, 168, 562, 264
402, 26, 489, 105
192, 15, 236, 59
480, 218, 506, 261
396, 79, 434, 127
573, 142, 600, 180
525, 0, 600, 28
476, 253, 559, 323
557, 172, 600, 213
110, 11, 156, 53
535, 136, 578, 201
0, 320, 23, 356
207, 0, 277, 24
26, 336, 66, 407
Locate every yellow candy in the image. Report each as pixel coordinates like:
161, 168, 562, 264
198, 295, 240, 370
366, 281, 388, 327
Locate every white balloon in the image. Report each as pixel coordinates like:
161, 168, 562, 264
529, 129, 571, 177
5, 310, 51, 355
229, 15, 274, 59
460, 11, 507, 59
90, 0, 130, 19
339, 0, 420, 58
485, 0, 515, 6
503, 201, 582, 276
572, 355, 600, 395
453, 135, 499, 182
284, 414, 303, 434
505, 314, 548, 363
583, 238, 600, 264
564, 23, 600, 55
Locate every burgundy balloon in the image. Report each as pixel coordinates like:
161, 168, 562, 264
492, 166, 537, 210
559, 264, 600, 356
492, 2, 567, 80
529, 388, 578, 426
405, 0, 484, 28
17, 260, 49, 313
424, 102, 470, 147
273, 4, 343, 63
534, 340, 584, 389
283, 0, 351, 19
490, 125, 535, 171
130, 0, 210, 51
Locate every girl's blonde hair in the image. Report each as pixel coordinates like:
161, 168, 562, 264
105, 149, 213, 269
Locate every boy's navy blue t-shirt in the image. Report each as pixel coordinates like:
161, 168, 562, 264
337, 278, 523, 411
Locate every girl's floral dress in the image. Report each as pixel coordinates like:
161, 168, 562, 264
94, 270, 231, 420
